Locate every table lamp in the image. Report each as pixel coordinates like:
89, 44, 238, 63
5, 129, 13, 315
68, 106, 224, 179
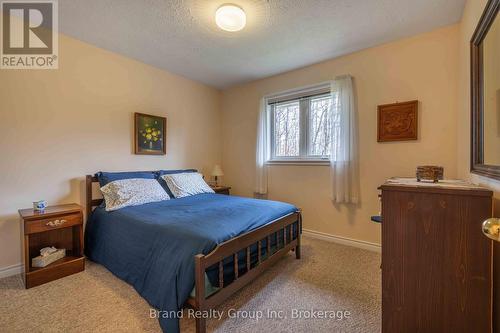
212, 165, 224, 186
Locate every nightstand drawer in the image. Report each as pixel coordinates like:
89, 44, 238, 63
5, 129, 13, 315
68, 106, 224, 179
25, 213, 82, 234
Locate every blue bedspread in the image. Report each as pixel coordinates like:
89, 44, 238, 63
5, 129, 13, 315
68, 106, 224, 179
84, 193, 297, 333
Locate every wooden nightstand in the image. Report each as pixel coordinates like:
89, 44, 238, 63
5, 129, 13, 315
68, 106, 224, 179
18, 204, 85, 288
211, 185, 231, 195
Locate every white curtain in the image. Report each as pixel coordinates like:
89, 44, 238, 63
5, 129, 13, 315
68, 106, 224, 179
255, 98, 269, 195
330, 75, 359, 204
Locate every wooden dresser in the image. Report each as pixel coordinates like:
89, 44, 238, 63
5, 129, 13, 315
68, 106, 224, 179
381, 178, 493, 333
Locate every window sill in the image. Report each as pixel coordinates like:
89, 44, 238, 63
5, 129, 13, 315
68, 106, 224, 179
266, 160, 330, 166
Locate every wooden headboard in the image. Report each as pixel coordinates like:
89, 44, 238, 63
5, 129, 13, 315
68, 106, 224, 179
85, 175, 103, 218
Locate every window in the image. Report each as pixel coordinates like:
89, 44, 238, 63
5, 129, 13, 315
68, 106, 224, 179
309, 95, 334, 157
273, 101, 300, 157
268, 85, 337, 163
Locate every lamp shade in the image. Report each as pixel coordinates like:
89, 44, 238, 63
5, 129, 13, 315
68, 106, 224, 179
212, 165, 224, 177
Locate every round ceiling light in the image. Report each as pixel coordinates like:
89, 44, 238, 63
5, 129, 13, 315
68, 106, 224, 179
215, 4, 246, 32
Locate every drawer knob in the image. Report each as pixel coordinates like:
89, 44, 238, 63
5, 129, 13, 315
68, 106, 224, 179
46, 219, 67, 227
482, 218, 500, 242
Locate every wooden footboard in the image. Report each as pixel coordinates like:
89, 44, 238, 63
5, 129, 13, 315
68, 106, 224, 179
187, 210, 302, 333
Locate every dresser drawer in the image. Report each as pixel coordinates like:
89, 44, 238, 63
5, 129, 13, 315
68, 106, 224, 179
25, 213, 82, 234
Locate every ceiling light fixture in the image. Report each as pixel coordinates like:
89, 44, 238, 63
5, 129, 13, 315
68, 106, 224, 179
215, 4, 246, 32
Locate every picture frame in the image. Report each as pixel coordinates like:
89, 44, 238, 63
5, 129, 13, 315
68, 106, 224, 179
377, 100, 418, 142
134, 112, 166, 155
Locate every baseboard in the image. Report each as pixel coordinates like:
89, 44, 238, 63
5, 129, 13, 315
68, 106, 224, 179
0, 263, 23, 278
302, 229, 381, 253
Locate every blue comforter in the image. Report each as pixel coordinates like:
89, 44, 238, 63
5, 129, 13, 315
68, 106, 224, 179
84, 193, 297, 333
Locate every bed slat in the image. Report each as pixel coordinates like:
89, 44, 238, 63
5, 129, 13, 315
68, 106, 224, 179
233, 253, 238, 279
267, 236, 271, 258
246, 247, 250, 272
219, 261, 224, 288
258, 240, 262, 264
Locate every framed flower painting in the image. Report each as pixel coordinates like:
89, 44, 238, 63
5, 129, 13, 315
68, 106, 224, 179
134, 112, 166, 155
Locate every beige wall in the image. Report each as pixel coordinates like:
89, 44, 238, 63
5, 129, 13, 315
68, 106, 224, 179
221, 25, 459, 245
0, 34, 222, 269
457, 0, 500, 215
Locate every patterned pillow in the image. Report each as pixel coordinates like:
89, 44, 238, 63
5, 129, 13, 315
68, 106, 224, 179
100, 178, 170, 211
155, 169, 197, 198
161, 172, 214, 198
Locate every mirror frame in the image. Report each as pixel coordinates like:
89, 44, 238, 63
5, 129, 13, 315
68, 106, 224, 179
471, 0, 500, 180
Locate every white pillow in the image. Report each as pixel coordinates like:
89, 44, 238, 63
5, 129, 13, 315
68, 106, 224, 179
100, 178, 170, 211
161, 172, 214, 198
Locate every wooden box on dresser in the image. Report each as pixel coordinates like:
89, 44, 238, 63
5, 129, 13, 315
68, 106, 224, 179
380, 179, 493, 333
18, 204, 85, 288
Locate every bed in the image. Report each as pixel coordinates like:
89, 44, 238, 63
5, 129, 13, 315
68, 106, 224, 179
84, 174, 302, 333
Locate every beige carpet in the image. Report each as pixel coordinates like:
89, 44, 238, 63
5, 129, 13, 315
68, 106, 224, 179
0, 237, 381, 333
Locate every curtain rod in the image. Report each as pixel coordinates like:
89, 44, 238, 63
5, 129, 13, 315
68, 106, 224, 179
267, 90, 331, 105
262, 81, 332, 100
261, 75, 352, 100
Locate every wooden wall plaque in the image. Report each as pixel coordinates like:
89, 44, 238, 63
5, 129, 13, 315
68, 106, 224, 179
377, 100, 418, 142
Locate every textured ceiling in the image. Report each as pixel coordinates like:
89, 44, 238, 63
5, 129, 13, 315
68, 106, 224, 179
59, 0, 465, 89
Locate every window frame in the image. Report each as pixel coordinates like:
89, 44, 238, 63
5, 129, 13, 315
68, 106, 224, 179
267, 89, 332, 165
